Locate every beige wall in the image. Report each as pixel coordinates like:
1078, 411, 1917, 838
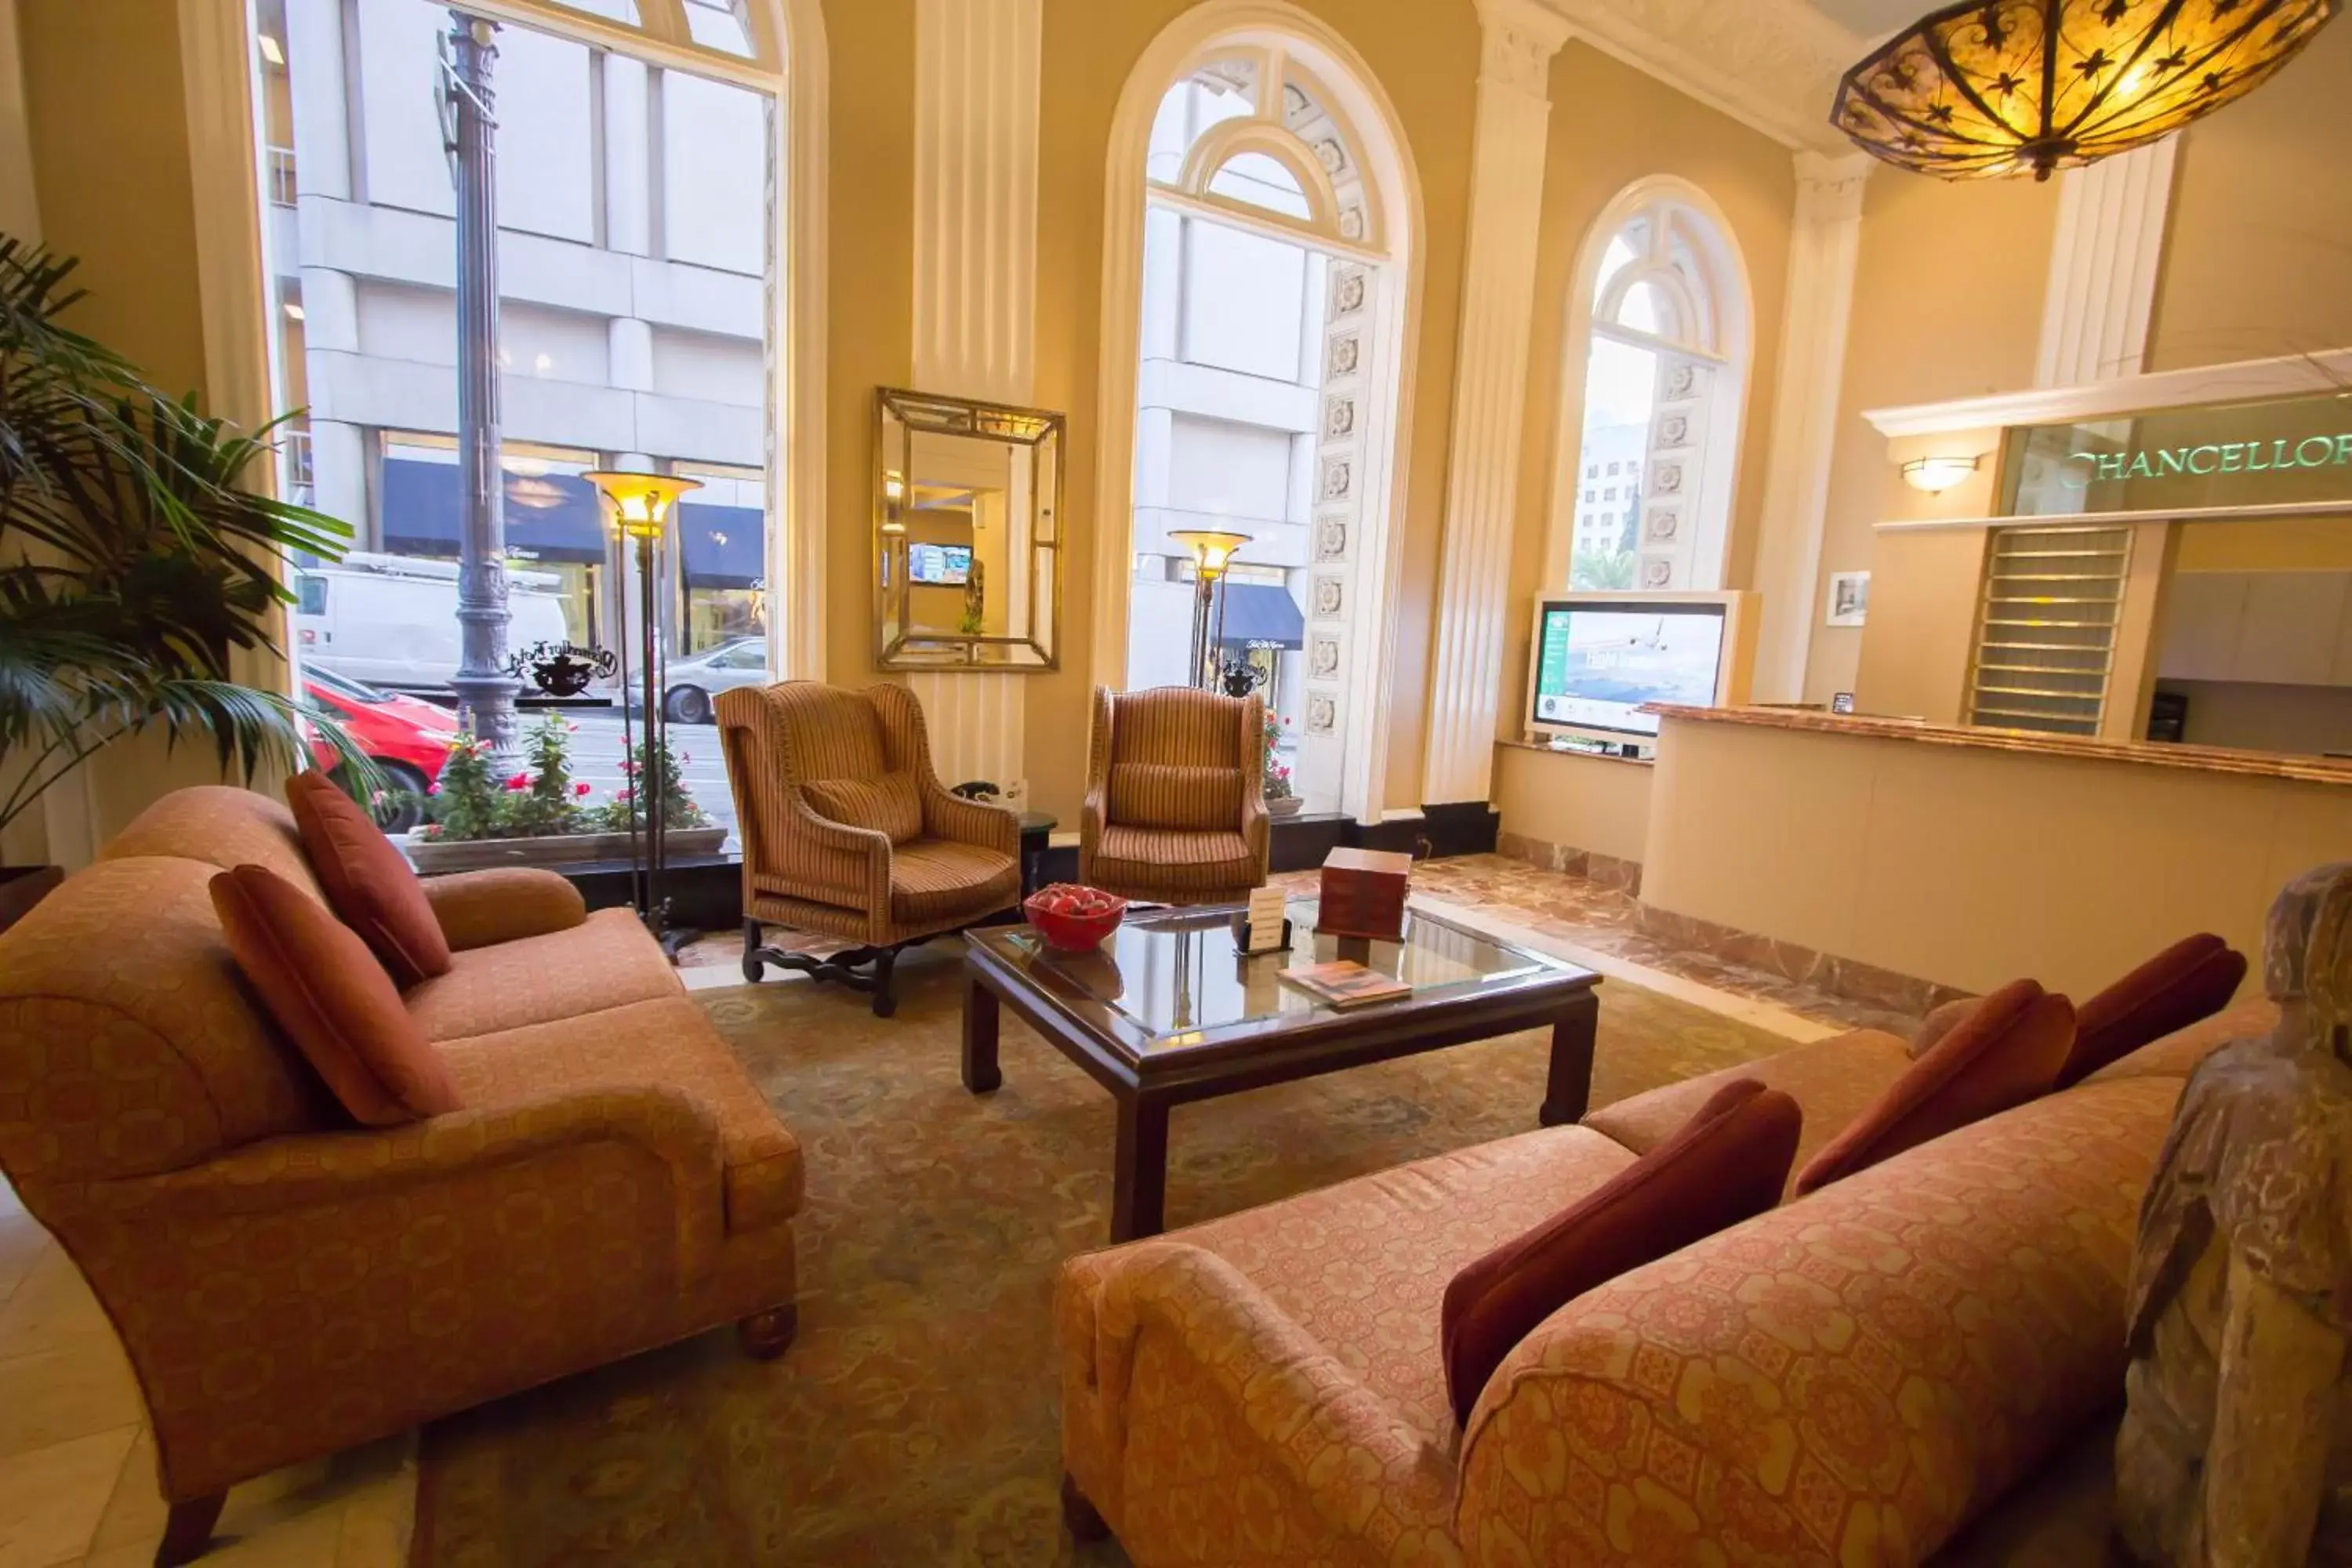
2149, 20, 2352, 371
1501, 42, 1795, 746
1852, 527, 1985, 722
2177, 516, 2352, 572
1491, 743, 1652, 866
1806, 173, 2059, 703
1642, 713, 2352, 998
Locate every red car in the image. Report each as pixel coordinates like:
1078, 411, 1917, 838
301, 666, 462, 831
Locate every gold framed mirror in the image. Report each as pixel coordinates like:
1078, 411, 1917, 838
873, 387, 1064, 671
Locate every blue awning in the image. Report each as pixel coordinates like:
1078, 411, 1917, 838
381, 458, 608, 564
677, 502, 766, 590
1214, 582, 1305, 650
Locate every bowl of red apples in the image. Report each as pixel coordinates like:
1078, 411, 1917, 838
1024, 883, 1127, 953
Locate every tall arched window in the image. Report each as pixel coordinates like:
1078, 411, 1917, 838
1109, 20, 1419, 820
1555, 181, 1751, 593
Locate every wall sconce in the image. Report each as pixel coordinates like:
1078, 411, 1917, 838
1901, 454, 1980, 495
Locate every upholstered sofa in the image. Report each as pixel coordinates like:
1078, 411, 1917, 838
1054, 998, 2271, 1566
0, 786, 802, 1562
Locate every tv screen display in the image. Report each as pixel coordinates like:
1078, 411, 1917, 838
1531, 602, 1727, 737
909, 543, 972, 586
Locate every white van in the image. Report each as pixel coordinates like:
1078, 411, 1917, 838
294, 553, 572, 692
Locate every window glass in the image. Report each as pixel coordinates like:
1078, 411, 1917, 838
1207, 151, 1311, 220
1592, 229, 1641, 307
681, 0, 753, 57
1147, 65, 1257, 184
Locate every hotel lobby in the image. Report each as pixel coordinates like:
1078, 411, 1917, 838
5, 0, 2352, 1563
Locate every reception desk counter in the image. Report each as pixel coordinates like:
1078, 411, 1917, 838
1636, 706, 2352, 1000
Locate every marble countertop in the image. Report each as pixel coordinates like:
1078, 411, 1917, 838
1495, 739, 1656, 767
1643, 704, 2352, 787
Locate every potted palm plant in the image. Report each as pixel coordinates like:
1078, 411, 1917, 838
0, 241, 365, 930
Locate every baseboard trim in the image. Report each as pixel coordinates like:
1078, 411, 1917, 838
1418, 801, 1501, 858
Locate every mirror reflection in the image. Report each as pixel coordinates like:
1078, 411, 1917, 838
874, 388, 1063, 670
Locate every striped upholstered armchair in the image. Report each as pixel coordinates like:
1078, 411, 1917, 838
717, 681, 1020, 1014
1079, 685, 1270, 906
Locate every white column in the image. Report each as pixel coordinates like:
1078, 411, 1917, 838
1750, 152, 1870, 703
906, 0, 1040, 797
1419, 0, 1571, 808
2035, 140, 2177, 387
601, 53, 652, 256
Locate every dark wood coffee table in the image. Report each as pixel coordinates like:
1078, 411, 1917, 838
960, 898, 1601, 1243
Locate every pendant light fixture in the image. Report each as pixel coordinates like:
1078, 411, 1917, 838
1834, 0, 2339, 181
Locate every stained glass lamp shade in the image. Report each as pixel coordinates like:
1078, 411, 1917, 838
1833, 0, 2339, 180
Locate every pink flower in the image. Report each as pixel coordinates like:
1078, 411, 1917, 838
504, 771, 530, 791
566, 721, 580, 732
615, 787, 635, 803
426, 782, 442, 797
573, 781, 591, 797
620, 758, 640, 775
419, 823, 443, 840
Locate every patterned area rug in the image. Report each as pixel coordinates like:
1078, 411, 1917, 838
411, 939, 1798, 1567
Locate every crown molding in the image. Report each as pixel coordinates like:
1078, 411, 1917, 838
1531, 0, 1864, 154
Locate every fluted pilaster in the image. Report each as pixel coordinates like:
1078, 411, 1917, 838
1420, 0, 1572, 807
2035, 140, 2177, 387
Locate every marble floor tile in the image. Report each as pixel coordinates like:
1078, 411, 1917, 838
0, 1423, 136, 1568
0, 1250, 115, 1361
0, 1211, 49, 1310
84, 1429, 166, 1559
0, 1339, 143, 1461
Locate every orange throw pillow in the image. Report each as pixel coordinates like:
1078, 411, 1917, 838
1439, 1079, 1801, 1427
1794, 978, 2074, 1196
285, 769, 451, 986
210, 865, 460, 1126
2058, 934, 2247, 1088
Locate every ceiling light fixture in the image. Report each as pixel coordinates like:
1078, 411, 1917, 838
1902, 454, 1982, 493
1833, 0, 2339, 181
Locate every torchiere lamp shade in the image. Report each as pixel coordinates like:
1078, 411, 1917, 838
583, 470, 704, 538
1833, 0, 2339, 181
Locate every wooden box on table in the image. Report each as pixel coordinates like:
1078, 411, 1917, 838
1316, 848, 1411, 940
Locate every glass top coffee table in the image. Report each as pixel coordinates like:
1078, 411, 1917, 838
961, 897, 1602, 1243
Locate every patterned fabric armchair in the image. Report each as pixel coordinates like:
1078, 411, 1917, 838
717, 681, 1020, 1014
1080, 686, 1270, 906
1055, 1005, 2267, 1566
0, 787, 801, 1566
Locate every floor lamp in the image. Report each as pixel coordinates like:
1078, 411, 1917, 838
1168, 528, 1252, 691
585, 467, 702, 956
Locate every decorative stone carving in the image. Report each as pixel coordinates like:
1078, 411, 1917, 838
1328, 334, 1360, 378
1306, 693, 1337, 734
1315, 517, 1348, 561
1324, 396, 1355, 437
1312, 574, 1345, 619
1658, 412, 1690, 446
1639, 555, 1674, 589
1283, 84, 1311, 122
1333, 268, 1367, 317
1653, 462, 1685, 495
1644, 510, 1679, 543
2118, 862, 2352, 1566
1338, 205, 1366, 242
1314, 136, 1347, 176
1476, 0, 1570, 98
1321, 456, 1352, 501
1309, 634, 1341, 679
1665, 362, 1699, 398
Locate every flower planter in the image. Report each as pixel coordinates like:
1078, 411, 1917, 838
1266, 797, 1305, 818
405, 826, 728, 874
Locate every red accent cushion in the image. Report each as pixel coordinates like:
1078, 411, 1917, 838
1439, 1079, 1801, 1427
285, 770, 452, 986
210, 865, 460, 1126
2058, 934, 2247, 1087
1794, 978, 2074, 1196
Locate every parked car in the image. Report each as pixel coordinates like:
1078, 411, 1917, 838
294, 552, 569, 692
301, 665, 461, 832
660, 636, 773, 724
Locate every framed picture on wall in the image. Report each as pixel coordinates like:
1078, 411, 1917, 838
1826, 571, 1871, 628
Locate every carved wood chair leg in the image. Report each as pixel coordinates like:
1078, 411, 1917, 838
154, 1493, 227, 1567
869, 947, 899, 1018
741, 918, 765, 984
737, 1303, 797, 1360
1062, 1473, 1109, 1543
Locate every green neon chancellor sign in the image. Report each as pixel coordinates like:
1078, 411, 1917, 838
2062, 434, 2352, 486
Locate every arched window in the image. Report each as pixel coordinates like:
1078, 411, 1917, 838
1107, 21, 1418, 821
246, 0, 822, 760
1555, 182, 1751, 593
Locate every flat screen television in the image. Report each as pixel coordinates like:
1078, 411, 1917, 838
909, 543, 972, 586
1526, 592, 1754, 742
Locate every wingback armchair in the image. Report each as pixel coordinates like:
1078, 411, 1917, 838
1079, 685, 1270, 906
717, 681, 1020, 1014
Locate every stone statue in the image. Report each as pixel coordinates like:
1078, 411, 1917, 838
2117, 863, 2352, 1565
